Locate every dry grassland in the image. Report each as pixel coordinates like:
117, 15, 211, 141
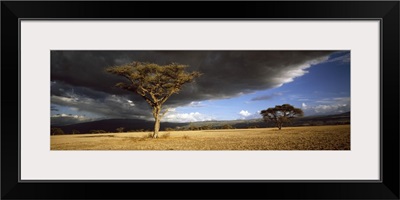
51, 125, 350, 150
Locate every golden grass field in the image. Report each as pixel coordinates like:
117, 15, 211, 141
51, 125, 350, 150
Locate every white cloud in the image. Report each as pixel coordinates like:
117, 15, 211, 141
239, 110, 251, 117
167, 108, 176, 112
52, 113, 86, 118
188, 101, 204, 107
238, 110, 261, 120
163, 111, 214, 123
51, 113, 94, 125
272, 56, 330, 87
314, 104, 349, 114
302, 97, 350, 115
52, 95, 78, 103
127, 100, 135, 106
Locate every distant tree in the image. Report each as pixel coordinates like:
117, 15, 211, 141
89, 130, 106, 134
116, 127, 125, 133
106, 62, 201, 138
164, 127, 176, 131
200, 125, 212, 130
260, 104, 304, 130
71, 129, 80, 134
188, 125, 199, 131
221, 124, 234, 129
51, 127, 64, 135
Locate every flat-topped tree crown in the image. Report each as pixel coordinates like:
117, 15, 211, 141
260, 104, 304, 130
106, 61, 201, 138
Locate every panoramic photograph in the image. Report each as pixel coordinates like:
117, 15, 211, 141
50, 51, 350, 150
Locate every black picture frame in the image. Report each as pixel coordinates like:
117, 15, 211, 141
2, 1, 399, 199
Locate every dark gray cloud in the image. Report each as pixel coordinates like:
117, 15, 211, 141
51, 90, 152, 120
51, 51, 334, 120
251, 92, 283, 101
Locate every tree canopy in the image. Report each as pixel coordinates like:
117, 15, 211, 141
260, 104, 304, 130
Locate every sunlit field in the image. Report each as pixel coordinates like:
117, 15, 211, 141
51, 125, 350, 150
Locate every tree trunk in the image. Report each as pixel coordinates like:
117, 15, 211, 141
153, 117, 160, 138
152, 106, 161, 138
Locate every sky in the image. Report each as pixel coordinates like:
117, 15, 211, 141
51, 51, 350, 125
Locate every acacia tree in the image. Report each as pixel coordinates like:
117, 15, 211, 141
51, 127, 64, 135
116, 127, 125, 133
260, 104, 304, 130
106, 62, 201, 138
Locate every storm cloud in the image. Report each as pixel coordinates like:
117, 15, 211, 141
51, 51, 334, 121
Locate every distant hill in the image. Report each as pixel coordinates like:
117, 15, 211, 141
292, 111, 350, 126
53, 119, 189, 134
53, 112, 350, 134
